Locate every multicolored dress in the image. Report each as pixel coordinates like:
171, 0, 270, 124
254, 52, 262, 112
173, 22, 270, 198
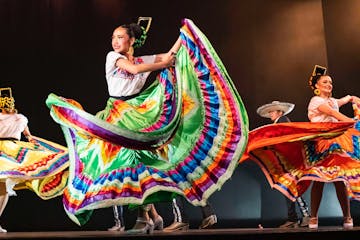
46, 19, 249, 225
0, 113, 69, 199
240, 97, 360, 202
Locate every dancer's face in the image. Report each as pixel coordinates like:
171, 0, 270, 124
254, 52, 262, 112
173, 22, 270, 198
269, 110, 283, 122
111, 27, 134, 54
315, 75, 333, 96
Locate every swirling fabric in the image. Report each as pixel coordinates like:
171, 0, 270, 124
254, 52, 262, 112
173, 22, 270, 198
0, 136, 69, 199
240, 120, 360, 201
46, 19, 248, 225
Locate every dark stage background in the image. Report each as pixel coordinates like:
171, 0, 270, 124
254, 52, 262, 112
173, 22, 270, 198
1, 0, 360, 232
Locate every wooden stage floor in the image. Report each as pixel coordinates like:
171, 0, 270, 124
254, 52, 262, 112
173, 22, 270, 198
0, 226, 359, 240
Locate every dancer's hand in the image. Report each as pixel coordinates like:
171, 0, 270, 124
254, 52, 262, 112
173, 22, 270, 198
163, 51, 176, 67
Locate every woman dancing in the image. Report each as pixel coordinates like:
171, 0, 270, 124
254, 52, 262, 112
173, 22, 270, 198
46, 18, 248, 232
0, 87, 69, 232
240, 65, 360, 229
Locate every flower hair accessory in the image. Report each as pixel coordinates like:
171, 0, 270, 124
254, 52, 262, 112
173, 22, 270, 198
133, 17, 152, 49
133, 26, 147, 49
309, 64, 327, 89
0, 87, 15, 112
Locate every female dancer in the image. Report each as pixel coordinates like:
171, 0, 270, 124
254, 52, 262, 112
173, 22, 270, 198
240, 66, 360, 229
306, 71, 360, 229
46, 18, 248, 232
256, 101, 310, 228
105, 19, 174, 233
0, 87, 69, 232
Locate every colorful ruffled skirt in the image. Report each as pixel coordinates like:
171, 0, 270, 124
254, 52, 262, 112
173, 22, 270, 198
240, 120, 360, 201
0, 136, 69, 199
46, 19, 249, 225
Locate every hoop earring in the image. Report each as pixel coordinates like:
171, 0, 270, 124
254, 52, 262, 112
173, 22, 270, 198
314, 88, 320, 95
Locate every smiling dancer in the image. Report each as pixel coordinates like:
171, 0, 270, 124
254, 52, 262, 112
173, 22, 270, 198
240, 65, 360, 229
46, 18, 248, 232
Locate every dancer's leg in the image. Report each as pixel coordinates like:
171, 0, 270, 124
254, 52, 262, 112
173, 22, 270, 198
108, 205, 124, 231
0, 182, 8, 233
279, 197, 299, 228
163, 197, 189, 232
200, 202, 215, 219
296, 196, 310, 227
333, 181, 353, 228
199, 201, 217, 229
148, 204, 160, 220
333, 181, 351, 218
310, 181, 324, 218
309, 181, 324, 229
148, 204, 163, 230
128, 204, 154, 233
296, 196, 310, 217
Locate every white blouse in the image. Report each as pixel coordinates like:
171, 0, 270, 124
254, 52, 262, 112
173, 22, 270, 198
105, 51, 156, 97
307, 96, 339, 123
0, 113, 28, 140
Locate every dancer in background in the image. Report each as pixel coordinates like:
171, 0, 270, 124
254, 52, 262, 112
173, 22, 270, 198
0, 87, 69, 232
164, 197, 217, 232
108, 205, 124, 231
306, 66, 360, 229
256, 101, 310, 228
240, 65, 360, 229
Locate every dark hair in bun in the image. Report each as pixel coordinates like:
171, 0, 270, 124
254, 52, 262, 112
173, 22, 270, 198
309, 74, 324, 89
121, 23, 147, 49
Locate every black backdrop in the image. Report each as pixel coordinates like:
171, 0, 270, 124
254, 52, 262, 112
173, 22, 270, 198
1, 0, 360, 231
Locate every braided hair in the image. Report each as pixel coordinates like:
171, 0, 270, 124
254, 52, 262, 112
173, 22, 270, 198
309, 74, 324, 90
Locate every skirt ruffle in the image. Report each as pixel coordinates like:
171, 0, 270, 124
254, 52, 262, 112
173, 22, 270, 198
0, 136, 69, 199
240, 121, 360, 201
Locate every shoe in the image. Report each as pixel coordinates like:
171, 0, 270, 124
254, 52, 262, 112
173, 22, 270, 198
127, 218, 154, 234
308, 217, 318, 229
300, 216, 310, 227
0, 225, 6, 233
153, 215, 164, 230
108, 223, 125, 232
343, 217, 353, 229
199, 214, 217, 229
163, 221, 190, 232
279, 220, 299, 228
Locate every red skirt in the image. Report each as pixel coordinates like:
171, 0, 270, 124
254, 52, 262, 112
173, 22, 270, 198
240, 121, 360, 201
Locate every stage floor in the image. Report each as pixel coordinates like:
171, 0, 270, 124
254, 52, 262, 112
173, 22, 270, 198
0, 226, 359, 240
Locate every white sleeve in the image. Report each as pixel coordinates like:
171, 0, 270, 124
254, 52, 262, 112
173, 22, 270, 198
137, 55, 156, 64
105, 51, 126, 79
16, 114, 28, 132
307, 96, 326, 121
308, 96, 326, 111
